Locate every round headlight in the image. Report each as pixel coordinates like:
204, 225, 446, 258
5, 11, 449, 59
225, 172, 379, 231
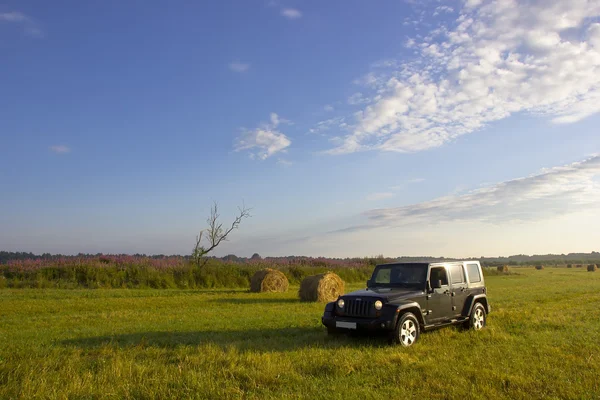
337, 299, 345, 308
374, 300, 383, 310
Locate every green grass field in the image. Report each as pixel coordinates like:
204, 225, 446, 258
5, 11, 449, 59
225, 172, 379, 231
1, 268, 600, 399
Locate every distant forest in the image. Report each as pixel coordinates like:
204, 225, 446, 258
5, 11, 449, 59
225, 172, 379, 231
2, 251, 599, 266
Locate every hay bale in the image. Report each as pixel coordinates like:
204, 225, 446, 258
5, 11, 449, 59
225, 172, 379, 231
497, 265, 509, 273
587, 264, 598, 272
567, 264, 572, 268
250, 268, 289, 293
298, 272, 345, 302
576, 264, 583, 268
535, 265, 544, 270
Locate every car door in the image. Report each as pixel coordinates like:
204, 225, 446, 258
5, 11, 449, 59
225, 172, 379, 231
425, 266, 453, 324
448, 263, 469, 317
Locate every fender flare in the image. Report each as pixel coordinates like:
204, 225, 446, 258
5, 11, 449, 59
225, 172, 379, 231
393, 302, 426, 327
464, 294, 490, 316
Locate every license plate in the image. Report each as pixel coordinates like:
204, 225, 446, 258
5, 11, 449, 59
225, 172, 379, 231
336, 321, 357, 329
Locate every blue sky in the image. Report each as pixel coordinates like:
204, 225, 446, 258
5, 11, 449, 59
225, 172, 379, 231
2, 0, 600, 257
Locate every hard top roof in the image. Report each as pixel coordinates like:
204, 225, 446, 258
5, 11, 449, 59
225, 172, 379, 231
376, 260, 479, 267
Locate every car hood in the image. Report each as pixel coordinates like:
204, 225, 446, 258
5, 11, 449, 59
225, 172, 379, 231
342, 287, 424, 302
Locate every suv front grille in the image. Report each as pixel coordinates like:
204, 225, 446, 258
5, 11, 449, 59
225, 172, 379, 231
344, 298, 375, 318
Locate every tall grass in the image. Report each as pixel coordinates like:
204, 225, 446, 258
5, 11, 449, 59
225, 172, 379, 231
0, 256, 376, 289
1, 255, 527, 289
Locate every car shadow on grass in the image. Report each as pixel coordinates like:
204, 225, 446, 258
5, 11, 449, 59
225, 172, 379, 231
61, 327, 388, 352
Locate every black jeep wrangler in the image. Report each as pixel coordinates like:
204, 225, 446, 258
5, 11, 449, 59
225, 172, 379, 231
321, 261, 490, 346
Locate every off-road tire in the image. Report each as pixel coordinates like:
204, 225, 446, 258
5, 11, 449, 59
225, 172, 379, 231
466, 302, 486, 330
390, 312, 420, 347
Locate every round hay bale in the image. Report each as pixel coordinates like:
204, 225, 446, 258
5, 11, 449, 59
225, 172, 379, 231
497, 265, 509, 273
250, 268, 289, 293
535, 265, 544, 270
298, 272, 345, 302
587, 264, 597, 272
576, 264, 583, 268
567, 264, 572, 268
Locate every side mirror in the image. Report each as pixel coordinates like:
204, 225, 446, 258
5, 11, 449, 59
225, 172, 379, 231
366, 279, 372, 288
432, 279, 442, 289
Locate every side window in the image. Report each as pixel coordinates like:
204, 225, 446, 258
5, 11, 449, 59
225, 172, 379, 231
429, 267, 448, 286
466, 263, 481, 283
449, 264, 465, 284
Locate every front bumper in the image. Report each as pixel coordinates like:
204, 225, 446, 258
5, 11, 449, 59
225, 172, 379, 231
321, 313, 397, 332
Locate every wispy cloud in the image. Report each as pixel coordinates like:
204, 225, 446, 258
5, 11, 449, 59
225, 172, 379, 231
347, 92, 369, 105
323, 104, 334, 112
389, 178, 425, 190
328, 0, 600, 155
281, 8, 302, 19
433, 5, 454, 16
0, 12, 28, 22
308, 116, 347, 135
343, 156, 600, 232
0, 11, 43, 37
228, 62, 250, 73
235, 113, 292, 160
366, 192, 394, 201
49, 145, 71, 154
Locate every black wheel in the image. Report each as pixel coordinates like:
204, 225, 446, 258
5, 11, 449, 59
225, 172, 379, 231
467, 303, 486, 330
390, 312, 420, 346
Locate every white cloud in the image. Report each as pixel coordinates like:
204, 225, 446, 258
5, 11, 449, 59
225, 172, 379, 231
324, 104, 334, 112
228, 62, 250, 73
433, 6, 454, 16
347, 92, 370, 105
328, 0, 600, 155
308, 116, 346, 135
0, 11, 43, 37
366, 192, 394, 201
269, 112, 292, 126
353, 72, 387, 88
356, 156, 600, 229
281, 8, 302, 19
235, 113, 292, 160
49, 145, 71, 154
465, 0, 483, 8
389, 178, 425, 190
0, 12, 28, 22
276, 158, 293, 166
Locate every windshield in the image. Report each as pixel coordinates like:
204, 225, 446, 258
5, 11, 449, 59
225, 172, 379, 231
369, 264, 427, 289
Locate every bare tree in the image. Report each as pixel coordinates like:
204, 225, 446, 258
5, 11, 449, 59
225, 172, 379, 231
192, 202, 251, 268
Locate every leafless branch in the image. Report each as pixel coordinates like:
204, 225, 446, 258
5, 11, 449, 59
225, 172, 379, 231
192, 201, 252, 268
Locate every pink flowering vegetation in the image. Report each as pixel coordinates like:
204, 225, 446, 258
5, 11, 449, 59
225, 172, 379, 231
0, 254, 381, 289
4, 255, 185, 273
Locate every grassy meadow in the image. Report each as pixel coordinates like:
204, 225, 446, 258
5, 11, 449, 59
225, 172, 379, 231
1, 267, 600, 399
